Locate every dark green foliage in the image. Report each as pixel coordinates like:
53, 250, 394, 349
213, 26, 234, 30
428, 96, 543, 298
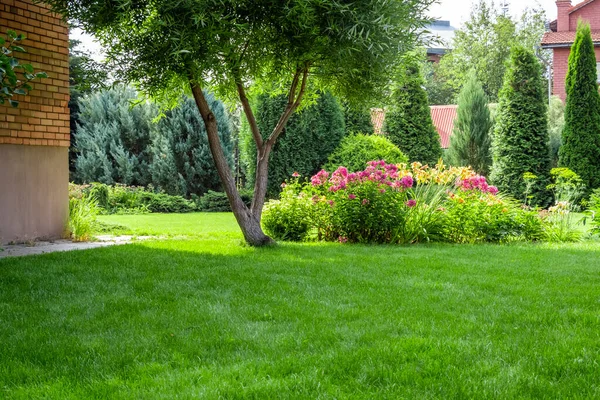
75, 86, 156, 186
324, 134, 408, 172
150, 95, 233, 197
385, 61, 443, 164
490, 47, 551, 207
559, 23, 600, 191
242, 92, 345, 196
69, 39, 109, 176
547, 96, 565, 168
138, 192, 197, 213
447, 71, 492, 175
342, 102, 374, 135
196, 190, 253, 212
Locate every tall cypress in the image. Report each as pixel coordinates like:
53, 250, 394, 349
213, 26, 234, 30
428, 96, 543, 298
385, 61, 442, 165
490, 46, 551, 206
559, 22, 600, 191
447, 71, 493, 175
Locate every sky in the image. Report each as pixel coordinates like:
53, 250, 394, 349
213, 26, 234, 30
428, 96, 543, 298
72, 0, 578, 59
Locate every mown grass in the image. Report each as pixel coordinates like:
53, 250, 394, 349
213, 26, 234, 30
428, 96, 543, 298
1, 213, 600, 398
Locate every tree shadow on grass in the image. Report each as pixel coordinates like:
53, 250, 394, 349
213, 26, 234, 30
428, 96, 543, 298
1, 241, 600, 398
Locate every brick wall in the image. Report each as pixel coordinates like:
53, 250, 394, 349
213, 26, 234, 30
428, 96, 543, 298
570, 1, 600, 31
0, 0, 69, 147
552, 47, 600, 102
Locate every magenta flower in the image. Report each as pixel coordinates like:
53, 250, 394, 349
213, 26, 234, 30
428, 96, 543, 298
406, 199, 417, 208
400, 175, 414, 188
348, 194, 356, 200
488, 186, 499, 195
292, 171, 300, 177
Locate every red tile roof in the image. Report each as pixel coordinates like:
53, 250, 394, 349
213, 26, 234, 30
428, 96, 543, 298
541, 30, 600, 46
369, 106, 457, 149
430, 105, 457, 148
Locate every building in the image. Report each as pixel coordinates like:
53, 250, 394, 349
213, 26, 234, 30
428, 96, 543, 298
0, 1, 70, 243
425, 20, 457, 63
541, 0, 600, 101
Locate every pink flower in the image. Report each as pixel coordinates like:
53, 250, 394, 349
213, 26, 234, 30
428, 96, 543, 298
281, 182, 286, 188
328, 200, 335, 207
348, 194, 356, 200
488, 186, 499, 195
338, 236, 348, 243
406, 199, 417, 208
362, 198, 370, 205
400, 175, 414, 188
292, 171, 300, 177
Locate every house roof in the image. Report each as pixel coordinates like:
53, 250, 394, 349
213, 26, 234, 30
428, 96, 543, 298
369, 106, 458, 149
548, 0, 599, 32
430, 105, 457, 149
541, 30, 600, 47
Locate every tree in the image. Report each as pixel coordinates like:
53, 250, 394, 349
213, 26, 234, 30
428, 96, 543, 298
150, 95, 234, 197
69, 39, 109, 175
242, 92, 345, 197
490, 47, 551, 206
342, 101, 374, 135
324, 134, 407, 173
547, 96, 565, 168
385, 60, 442, 165
447, 71, 492, 175
437, 1, 548, 102
0, 30, 47, 107
74, 86, 155, 186
47, 0, 433, 246
559, 23, 600, 191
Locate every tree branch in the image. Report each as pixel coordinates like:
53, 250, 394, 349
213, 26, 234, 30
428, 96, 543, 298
266, 66, 309, 146
236, 78, 263, 148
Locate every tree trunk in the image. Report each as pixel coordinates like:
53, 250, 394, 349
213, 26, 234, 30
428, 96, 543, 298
190, 83, 274, 246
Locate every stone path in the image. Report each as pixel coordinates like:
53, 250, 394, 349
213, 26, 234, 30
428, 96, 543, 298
0, 236, 153, 259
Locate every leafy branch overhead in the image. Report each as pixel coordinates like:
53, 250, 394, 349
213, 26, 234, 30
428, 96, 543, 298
0, 30, 47, 107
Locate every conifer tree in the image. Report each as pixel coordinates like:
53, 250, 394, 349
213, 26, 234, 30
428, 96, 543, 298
385, 61, 442, 165
447, 71, 492, 175
150, 94, 234, 197
74, 86, 155, 186
490, 47, 551, 206
559, 22, 600, 190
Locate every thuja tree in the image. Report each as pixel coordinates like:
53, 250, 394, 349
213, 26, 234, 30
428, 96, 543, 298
75, 86, 155, 186
447, 71, 492, 175
242, 92, 345, 197
560, 23, 600, 190
343, 101, 374, 135
151, 94, 234, 197
490, 47, 551, 206
385, 59, 442, 165
47, 0, 432, 246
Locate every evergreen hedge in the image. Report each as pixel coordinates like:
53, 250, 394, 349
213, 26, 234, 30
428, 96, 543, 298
384, 61, 442, 165
324, 134, 408, 172
559, 22, 600, 191
490, 47, 551, 206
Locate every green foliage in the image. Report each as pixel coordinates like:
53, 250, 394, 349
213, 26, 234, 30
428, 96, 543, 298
324, 134, 408, 172
437, 2, 549, 102
68, 193, 99, 242
196, 190, 253, 212
262, 179, 313, 241
447, 71, 492, 175
342, 101, 374, 135
76, 183, 197, 214
441, 192, 544, 244
590, 189, 600, 234
490, 47, 551, 207
75, 86, 156, 186
547, 96, 565, 168
151, 95, 233, 197
242, 92, 346, 195
542, 202, 583, 243
385, 60, 442, 164
0, 30, 47, 107
548, 168, 586, 206
559, 23, 600, 191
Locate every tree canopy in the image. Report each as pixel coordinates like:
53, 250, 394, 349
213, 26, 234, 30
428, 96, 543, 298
47, 0, 433, 245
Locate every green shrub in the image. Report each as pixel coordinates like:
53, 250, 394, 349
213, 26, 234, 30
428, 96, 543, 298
560, 22, 600, 191
262, 180, 313, 241
384, 60, 443, 164
138, 191, 197, 213
68, 195, 99, 242
548, 96, 565, 168
541, 202, 583, 243
196, 190, 253, 212
324, 134, 408, 172
589, 189, 600, 234
490, 46, 552, 207
342, 101, 374, 135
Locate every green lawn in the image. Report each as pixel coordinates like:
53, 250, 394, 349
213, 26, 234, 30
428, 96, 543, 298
2, 213, 600, 398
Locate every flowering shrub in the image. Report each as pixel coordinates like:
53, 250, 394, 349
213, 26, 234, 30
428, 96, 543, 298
262, 160, 549, 244
541, 201, 583, 242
